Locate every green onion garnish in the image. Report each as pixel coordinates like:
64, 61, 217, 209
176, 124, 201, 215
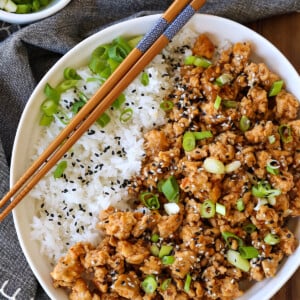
222, 231, 244, 248
214, 95, 222, 110
71, 101, 85, 114
243, 223, 257, 234
97, 112, 111, 127
278, 124, 293, 143
127, 35, 143, 49
239, 115, 250, 132
41, 99, 58, 116
216, 203, 226, 216
268, 135, 276, 144
200, 199, 216, 218
251, 180, 281, 198
151, 233, 160, 243
160, 278, 171, 291
150, 244, 160, 256
222, 100, 238, 108
269, 80, 284, 97
162, 255, 175, 265
63, 67, 81, 80
44, 83, 60, 102
203, 157, 225, 174
112, 93, 126, 109
184, 273, 192, 292
182, 132, 196, 152
140, 192, 160, 210
239, 246, 259, 259
184, 55, 212, 68
264, 233, 280, 245
119, 108, 133, 123
141, 72, 150, 86
160, 100, 174, 111
39, 114, 54, 126
266, 159, 280, 175
193, 130, 213, 140
141, 275, 158, 294
158, 245, 173, 258
53, 161, 67, 179
161, 176, 179, 203
227, 249, 250, 272
236, 198, 245, 212
215, 73, 233, 86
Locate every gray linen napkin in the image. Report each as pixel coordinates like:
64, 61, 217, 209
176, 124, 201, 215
0, 0, 299, 299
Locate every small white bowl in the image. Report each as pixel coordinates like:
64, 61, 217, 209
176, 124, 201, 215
0, 0, 71, 24
11, 13, 300, 300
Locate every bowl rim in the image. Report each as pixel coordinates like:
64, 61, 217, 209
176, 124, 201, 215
11, 12, 300, 300
0, 0, 72, 24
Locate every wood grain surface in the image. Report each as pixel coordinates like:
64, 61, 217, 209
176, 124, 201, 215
247, 12, 300, 300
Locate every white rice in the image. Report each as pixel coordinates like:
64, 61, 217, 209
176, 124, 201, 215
30, 26, 199, 264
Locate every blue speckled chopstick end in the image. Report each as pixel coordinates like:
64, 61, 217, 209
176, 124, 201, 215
164, 5, 195, 42
137, 17, 169, 53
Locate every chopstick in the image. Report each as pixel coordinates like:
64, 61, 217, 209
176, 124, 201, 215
0, 0, 206, 222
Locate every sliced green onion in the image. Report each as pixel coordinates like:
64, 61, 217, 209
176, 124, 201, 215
140, 192, 160, 210
150, 244, 160, 256
194, 56, 212, 68
215, 73, 233, 86
39, 114, 54, 126
141, 72, 150, 86
236, 198, 245, 212
157, 179, 165, 193
158, 245, 173, 258
182, 132, 196, 152
193, 130, 213, 140
16, 4, 31, 13
151, 233, 160, 243
71, 100, 85, 114
203, 157, 225, 174
264, 233, 280, 245
279, 124, 293, 143
200, 199, 216, 218
184, 55, 212, 68
141, 275, 158, 294
214, 95, 222, 110
225, 160, 241, 173
53, 161, 67, 179
112, 93, 126, 109
107, 58, 120, 73
222, 231, 244, 248
243, 223, 257, 234
44, 83, 60, 102
184, 273, 192, 292
127, 35, 143, 49
113, 36, 132, 56
57, 80, 78, 93
161, 176, 179, 203
162, 255, 175, 265
252, 180, 281, 198
160, 278, 171, 291
160, 100, 174, 111
78, 91, 88, 103
240, 115, 250, 132
268, 135, 276, 144
63, 67, 81, 80
164, 203, 180, 215
239, 246, 259, 259
227, 249, 250, 272
269, 80, 284, 97
41, 99, 58, 116
97, 112, 111, 127
119, 108, 133, 123
216, 203, 226, 216
222, 100, 238, 108
266, 159, 280, 175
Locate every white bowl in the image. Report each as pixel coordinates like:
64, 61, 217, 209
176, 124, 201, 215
0, 0, 71, 24
11, 13, 300, 300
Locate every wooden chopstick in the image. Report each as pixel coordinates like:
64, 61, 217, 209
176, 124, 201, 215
0, 0, 206, 222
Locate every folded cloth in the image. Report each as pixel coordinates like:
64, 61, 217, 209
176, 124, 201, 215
0, 0, 299, 299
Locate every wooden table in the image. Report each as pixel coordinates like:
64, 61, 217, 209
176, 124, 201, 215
247, 12, 300, 300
